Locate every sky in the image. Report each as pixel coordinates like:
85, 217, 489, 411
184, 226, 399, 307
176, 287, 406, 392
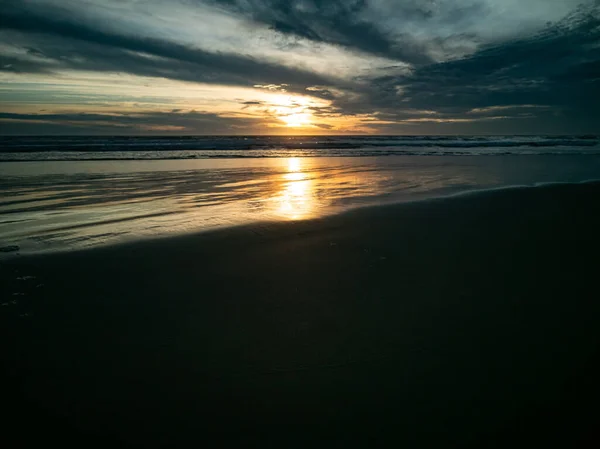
0, 0, 598, 135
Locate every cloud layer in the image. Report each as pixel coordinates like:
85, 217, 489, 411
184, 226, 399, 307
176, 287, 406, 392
0, 0, 598, 134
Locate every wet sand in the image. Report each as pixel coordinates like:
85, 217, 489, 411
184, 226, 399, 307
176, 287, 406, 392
2, 182, 600, 448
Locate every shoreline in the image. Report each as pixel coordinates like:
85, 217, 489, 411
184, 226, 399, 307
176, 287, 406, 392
3, 152, 600, 162
3, 178, 600, 259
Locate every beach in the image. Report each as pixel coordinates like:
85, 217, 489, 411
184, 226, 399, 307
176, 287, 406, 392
3, 154, 600, 255
2, 180, 599, 448
3, 0, 600, 444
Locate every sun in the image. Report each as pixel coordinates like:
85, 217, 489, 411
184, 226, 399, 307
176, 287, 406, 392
268, 94, 313, 128
281, 112, 311, 127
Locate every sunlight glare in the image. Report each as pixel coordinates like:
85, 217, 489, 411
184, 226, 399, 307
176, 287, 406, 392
281, 112, 311, 127
271, 95, 313, 128
288, 157, 301, 172
278, 157, 314, 220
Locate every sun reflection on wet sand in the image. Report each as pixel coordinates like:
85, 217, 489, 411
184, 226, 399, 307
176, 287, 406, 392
0, 156, 532, 253
277, 158, 315, 220
287, 157, 301, 173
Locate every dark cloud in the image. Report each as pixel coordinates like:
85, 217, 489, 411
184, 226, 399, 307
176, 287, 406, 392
328, 4, 600, 133
313, 123, 334, 129
0, 110, 267, 135
24, 47, 45, 57
0, 54, 51, 74
0, 1, 334, 90
207, 0, 434, 64
240, 100, 265, 110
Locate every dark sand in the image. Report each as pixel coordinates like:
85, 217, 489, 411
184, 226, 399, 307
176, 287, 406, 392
2, 182, 600, 448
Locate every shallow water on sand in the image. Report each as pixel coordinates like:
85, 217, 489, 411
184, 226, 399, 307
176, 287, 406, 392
1, 155, 599, 253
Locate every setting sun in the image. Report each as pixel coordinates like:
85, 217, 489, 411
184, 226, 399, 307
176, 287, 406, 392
281, 112, 312, 127
269, 94, 315, 128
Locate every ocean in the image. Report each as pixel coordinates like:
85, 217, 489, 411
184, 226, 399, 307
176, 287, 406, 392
1, 135, 600, 254
1, 135, 599, 160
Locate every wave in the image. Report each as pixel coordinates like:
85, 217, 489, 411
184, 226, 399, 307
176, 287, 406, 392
1, 135, 599, 160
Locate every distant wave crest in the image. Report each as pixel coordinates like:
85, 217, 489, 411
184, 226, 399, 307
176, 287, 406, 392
1, 135, 599, 160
